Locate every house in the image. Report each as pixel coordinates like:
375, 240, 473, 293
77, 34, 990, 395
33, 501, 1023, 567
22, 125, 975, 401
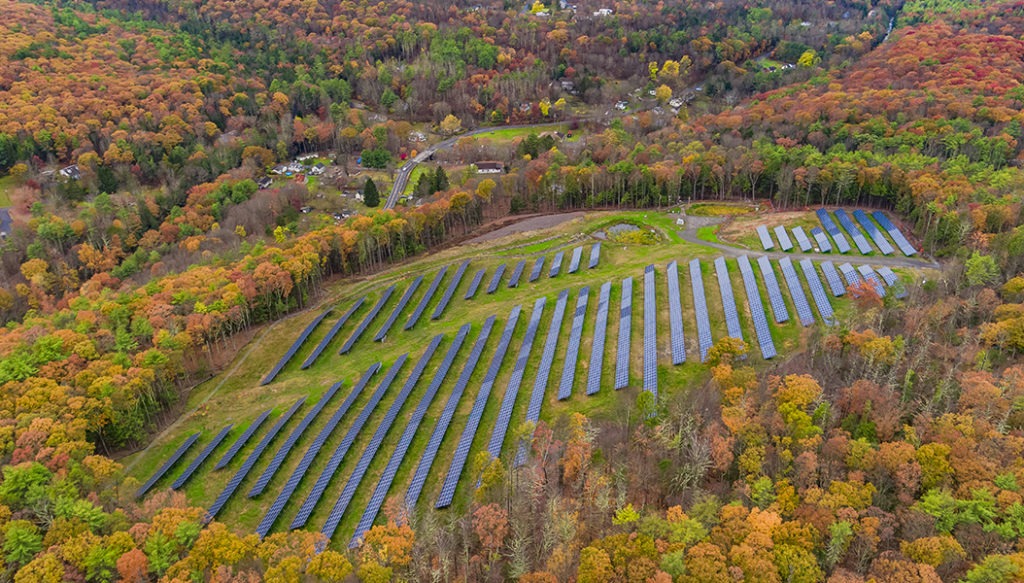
59, 164, 81, 180
257, 177, 273, 189
300, 206, 313, 214
309, 163, 325, 176
594, 8, 613, 16
271, 164, 288, 175
614, 101, 628, 111
475, 161, 504, 174
560, 79, 576, 93
296, 153, 317, 162
409, 131, 427, 142
286, 162, 303, 174
669, 97, 684, 108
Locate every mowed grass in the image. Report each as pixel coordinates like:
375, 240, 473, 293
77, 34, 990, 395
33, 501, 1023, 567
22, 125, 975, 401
0, 175, 16, 206
124, 209, 874, 550
473, 123, 569, 142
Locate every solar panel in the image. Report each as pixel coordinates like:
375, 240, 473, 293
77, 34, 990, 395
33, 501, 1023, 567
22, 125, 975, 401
756, 225, 775, 251
558, 287, 590, 400
853, 210, 894, 255
737, 256, 777, 360
507, 260, 526, 288
405, 267, 448, 330
819, 261, 846, 297
810, 227, 833, 253
289, 356, 409, 529
872, 211, 917, 256
589, 243, 601, 268
205, 398, 305, 522
857, 264, 887, 297
349, 326, 471, 548
530, 256, 545, 282
834, 209, 873, 254
406, 317, 497, 509
374, 276, 424, 341
514, 290, 569, 467
256, 364, 380, 538
172, 425, 232, 490
310, 338, 442, 537
666, 262, 686, 365
876, 266, 907, 298
215, 410, 272, 470
816, 209, 851, 253
487, 264, 507, 294
774, 226, 794, 252
779, 258, 815, 326
643, 266, 658, 399
488, 297, 546, 460
261, 307, 333, 385
436, 306, 522, 508
714, 257, 743, 340
568, 246, 583, 273
137, 433, 200, 498
690, 260, 713, 363
756, 255, 790, 324
549, 251, 564, 277
465, 268, 486, 299
248, 381, 345, 497
432, 259, 470, 320
340, 285, 397, 354
302, 298, 365, 369
614, 277, 633, 389
792, 227, 812, 252
799, 259, 835, 326
586, 282, 612, 396
838, 262, 864, 289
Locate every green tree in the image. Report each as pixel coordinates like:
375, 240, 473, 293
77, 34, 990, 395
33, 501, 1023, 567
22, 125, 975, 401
966, 251, 1000, 287
4, 521, 42, 567
363, 178, 380, 208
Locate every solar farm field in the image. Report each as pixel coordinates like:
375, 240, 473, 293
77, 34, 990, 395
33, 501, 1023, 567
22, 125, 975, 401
126, 209, 931, 551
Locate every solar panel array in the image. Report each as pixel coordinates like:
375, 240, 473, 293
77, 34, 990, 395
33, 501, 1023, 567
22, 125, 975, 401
530, 256, 545, 282
774, 226, 794, 252
666, 261, 686, 365
432, 259, 470, 319
816, 209, 852, 253
876, 266, 907, 298
589, 243, 601, 268
810, 227, 833, 253
737, 256, 777, 360
586, 282, 612, 396
206, 398, 305, 522
340, 285, 397, 354
853, 210, 894, 255
248, 380, 344, 497
256, 364, 380, 538
437, 306, 522, 508
302, 298, 365, 369
834, 209, 873, 254
779, 257, 815, 326
615, 278, 633, 389
465, 268, 486, 299
714, 257, 743, 340
558, 288, 590, 400
568, 246, 583, 273
488, 298, 546, 458
757, 225, 775, 250
216, 410, 272, 470
757, 256, 790, 324
290, 356, 408, 529
820, 261, 846, 297
487, 263, 507, 294
508, 260, 526, 288
838, 262, 863, 288
792, 227, 812, 252
172, 425, 232, 490
261, 307, 333, 385
405, 317, 496, 509
136, 432, 200, 498
351, 325, 471, 547
799, 259, 835, 325
374, 276, 423, 341
405, 267, 448, 330
643, 266, 658, 399
872, 211, 917, 256
549, 251, 564, 277
321, 335, 446, 543
690, 260, 713, 363
857, 264, 887, 297
515, 290, 569, 467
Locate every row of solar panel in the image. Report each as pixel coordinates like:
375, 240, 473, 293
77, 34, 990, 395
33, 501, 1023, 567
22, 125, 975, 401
643, 266, 658, 399
737, 256, 777, 360
814, 209, 918, 257
260, 306, 334, 384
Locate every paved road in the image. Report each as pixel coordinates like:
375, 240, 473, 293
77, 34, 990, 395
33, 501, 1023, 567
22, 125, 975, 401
0, 208, 11, 238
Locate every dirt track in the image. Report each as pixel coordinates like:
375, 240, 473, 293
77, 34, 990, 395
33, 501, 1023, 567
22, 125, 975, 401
464, 212, 587, 245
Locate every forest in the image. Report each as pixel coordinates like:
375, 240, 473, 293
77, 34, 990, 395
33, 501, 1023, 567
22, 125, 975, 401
0, 0, 1023, 580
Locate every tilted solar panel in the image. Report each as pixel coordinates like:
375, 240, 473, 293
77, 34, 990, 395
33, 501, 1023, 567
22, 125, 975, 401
737, 256, 776, 360
465, 268, 486, 299
137, 433, 201, 498
614, 277, 633, 388
404, 267, 448, 330
261, 307, 333, 385
643, 266, 658, 399
530, 256, 545, 282
872, 211, 917, 256
774, 226, 794, 252
586, 282, 612, 396
778, 257, 815, 326
374, 276, 424, 341
432, 259, 470, 319
549, 251, 564, 277
810, 227, 833, 253
508, 260, 526, 288
838, 262, 863, 289
487, 264, 507, 294
666, 261, 686, 365
799, 259, 835, 326
488, 297, 546, 459
756, 225, 775, 251
568, 246, 583, 273
816, 209, 851, 253
857, 265, 887, 298
756, 255, 790, 324
589, 242, 601, 268
853, 209, 894, 255
876, 266, 907, 298
558, 287, 590, 400
215, 410, 272, 470
819, 261, 846, 297
714, 257, 743, 340
690, 259, 713, 363
340, 285, 397, 354
792, 226, 812, 252
172, 425, 232, 490
834, 209, 873, 255
302, 298, 366, 369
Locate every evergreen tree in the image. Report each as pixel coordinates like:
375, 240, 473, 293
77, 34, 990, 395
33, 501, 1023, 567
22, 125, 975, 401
363, 178, 380, 207
432, 166, 449, 193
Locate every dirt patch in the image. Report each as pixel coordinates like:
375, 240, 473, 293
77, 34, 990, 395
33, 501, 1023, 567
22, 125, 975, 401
718, 210, 810, 242
464, 211, 587, 245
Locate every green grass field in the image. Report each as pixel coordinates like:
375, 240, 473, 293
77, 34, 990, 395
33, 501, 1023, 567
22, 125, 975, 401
0, 175, 16, 207
124, 209, 913, 551
474, 123, 570, 142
